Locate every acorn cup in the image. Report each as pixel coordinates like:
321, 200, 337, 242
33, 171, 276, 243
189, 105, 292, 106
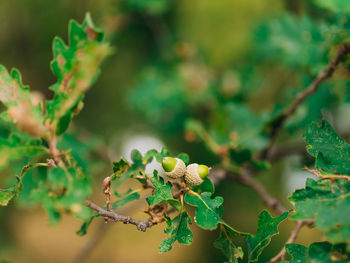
161, 157, 186, 179
185, 163, 210, 186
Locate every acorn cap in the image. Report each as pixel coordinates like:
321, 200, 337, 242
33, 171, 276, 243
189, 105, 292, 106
185, 163, 209, 186
162, 157, 186, 179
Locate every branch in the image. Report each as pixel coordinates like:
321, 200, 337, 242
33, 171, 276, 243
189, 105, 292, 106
267, 144, 307, 162
269, 219, 314, 263
84, 200, 154, 232
210, 168, 287, 214
71, 221, 109, 263
264, 42, 350, 159
237, 169, 287, 214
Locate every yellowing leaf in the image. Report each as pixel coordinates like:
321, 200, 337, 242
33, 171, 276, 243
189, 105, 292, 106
46, 13, 112, 135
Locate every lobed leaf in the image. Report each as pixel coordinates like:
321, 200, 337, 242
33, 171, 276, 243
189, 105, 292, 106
112, 150, 147, 188
256, 14, 332, 73
112, 158, 130, 174
158, 212, 193, 252
314, 0, 350, 14
184, 191, 224, 230
0, 165, 31, 206
246, 210, 289, 262
289, 178, 350, 245
304, 120, 350, 175
112, 190, 140, 210
76, 217, 94, 236
0, 66, 47, 137
283, 242, 350, 263
214, 224, 244, 263
146, 170, 180, 210
46, 13, 111, 135
191, 177, 215, 194
0, 133, 46, 169
0, 186, 18, 206
31, 166, 92, 224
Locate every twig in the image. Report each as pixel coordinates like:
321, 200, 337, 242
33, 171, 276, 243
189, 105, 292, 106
85, 200, 154, 232
210, 168, 287, 214
70, 221, 109, 263
47, 136, 63, 166
268, 144, 307, 162
264, 42, 350, 159
103, 176, 113, 212
229, 169, 287, 214
269, 219, 314, 263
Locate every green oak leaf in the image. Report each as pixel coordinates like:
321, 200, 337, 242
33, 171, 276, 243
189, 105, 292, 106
177, 153, 190, 165
0, 133, 46, 169
283, 242, 350, 263
0, 189, 14, 206
314, 0, 350, 14
289, 178, 350, 245
0, 184, 20, 206
143, 149, 158, 164
191, 177, 215, 194
48, 167, 68, 191
112, 151, 147, 188
31, 182, 61, 225
31, 166, 92, 224
112, 158, 130, 174
146, 170, 180, 210
112, 190, 140, 210
155, 147, 170, 162
57, 132, 99, 174
246, 210, 289, 262
184, 191, 224, 230
142, 148, 170, 165
256, 14, 330, 74
0, 66, 47, 137
131, 149, 143, 164
0, 164, 32, 206
282, 244, 308, 263
214, 224, 244, 263
159, 212, 193, 252
304, 120, 350, 175
46, 13, 111, 135
76, 217, 94, 236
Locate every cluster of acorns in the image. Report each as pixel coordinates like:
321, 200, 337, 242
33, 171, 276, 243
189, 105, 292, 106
161, 157, 210, 186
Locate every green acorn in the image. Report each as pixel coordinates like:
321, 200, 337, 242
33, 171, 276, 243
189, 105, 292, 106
161, 157, 186, 179
185, 163, 210, 186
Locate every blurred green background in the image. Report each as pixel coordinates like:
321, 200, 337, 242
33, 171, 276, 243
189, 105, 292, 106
1, 0, 350, 262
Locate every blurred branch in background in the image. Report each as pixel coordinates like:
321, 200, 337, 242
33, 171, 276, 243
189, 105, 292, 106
264, 42, 350, 159
71, 221, 109, 263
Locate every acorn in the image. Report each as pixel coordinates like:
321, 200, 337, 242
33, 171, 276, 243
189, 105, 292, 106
161, 157, 186, 179
185, 163, 210, 186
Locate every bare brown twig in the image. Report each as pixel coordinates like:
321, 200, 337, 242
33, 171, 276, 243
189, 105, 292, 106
102, 176, 113, 212
210, 168, 287, 214
47, 136, 63, 166
235, 169, 287, 214
263, 42, 350, 159
269, 219, 314, 263
85, 200, 154, 232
